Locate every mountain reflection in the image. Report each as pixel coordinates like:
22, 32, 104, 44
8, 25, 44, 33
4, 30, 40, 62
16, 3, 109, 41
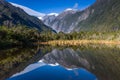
41, 45, 120, 80
42, 48, 90, 69
8, 60, 97, 80
4, 44, 120, 80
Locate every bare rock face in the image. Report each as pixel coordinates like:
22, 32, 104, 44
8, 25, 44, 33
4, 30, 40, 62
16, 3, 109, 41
0, 0, 4, 2
94, 0, 109, 5
96, 0, 110, 3
42, 4, 92, 33
44, 9, 92, 33
42, 9, 78, 33
43, 15, 56, 27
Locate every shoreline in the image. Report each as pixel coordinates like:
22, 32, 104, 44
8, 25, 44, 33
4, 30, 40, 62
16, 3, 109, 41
37, 40, 120, 46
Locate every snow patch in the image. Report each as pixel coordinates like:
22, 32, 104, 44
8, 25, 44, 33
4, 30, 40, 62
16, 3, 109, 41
38, 17, 43, 20
65, 8, 73, 11
10, 2, 45, 17
48, 13, 58, 16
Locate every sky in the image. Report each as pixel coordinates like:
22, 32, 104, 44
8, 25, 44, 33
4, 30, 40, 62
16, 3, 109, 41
7, 0, 96, 14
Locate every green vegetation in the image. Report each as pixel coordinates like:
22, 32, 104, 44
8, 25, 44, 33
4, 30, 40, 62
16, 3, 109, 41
74, 45, 120, 80
0, 0, 51, 31
0, 45, 54, 80
1, 26, 120, 48
76, 0, 120, 31
39, 31, 120, 42
0, 26, 41, 48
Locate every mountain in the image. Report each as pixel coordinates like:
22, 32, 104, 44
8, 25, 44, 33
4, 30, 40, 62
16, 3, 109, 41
74, 0, 120, 32
42, 8, 77, 33
42, 13, 58, 28
43, 0, 120, 33
10, 3, 45, 18
38, 13, 58, 20
9, 3, 59, 22
0, 0, 51, 31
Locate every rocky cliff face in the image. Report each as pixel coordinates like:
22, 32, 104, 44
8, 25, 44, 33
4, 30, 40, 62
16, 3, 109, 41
42, 4, 93, 33
0, 0, 52, 31
43, 0, 120, 32
42, 9, 78, 33
43, 14, 57, 27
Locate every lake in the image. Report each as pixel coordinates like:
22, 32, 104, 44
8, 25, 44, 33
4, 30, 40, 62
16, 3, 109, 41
0, 44, 120, 80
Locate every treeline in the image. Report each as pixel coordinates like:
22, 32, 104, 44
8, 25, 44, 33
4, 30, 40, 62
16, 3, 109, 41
40, 31, 120, 42
0, 26, 120, 48
0, 26, 41, 48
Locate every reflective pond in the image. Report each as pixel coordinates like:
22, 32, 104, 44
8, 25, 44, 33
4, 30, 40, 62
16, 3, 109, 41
7, 61, 97, 80
0, 44, 120, 80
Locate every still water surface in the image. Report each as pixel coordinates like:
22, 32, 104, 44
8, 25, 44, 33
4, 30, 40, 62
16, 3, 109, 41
0, 44, 120, 80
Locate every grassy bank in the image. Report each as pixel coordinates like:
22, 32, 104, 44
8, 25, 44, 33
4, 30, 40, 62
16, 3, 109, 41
39, 31, 120, 42
38, 40, 120, 46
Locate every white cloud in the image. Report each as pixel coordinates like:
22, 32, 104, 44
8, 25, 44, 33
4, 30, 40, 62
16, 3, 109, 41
73, 3, 79, 9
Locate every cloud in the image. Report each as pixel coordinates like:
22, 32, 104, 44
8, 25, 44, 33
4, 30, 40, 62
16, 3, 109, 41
73, 3, 79, 9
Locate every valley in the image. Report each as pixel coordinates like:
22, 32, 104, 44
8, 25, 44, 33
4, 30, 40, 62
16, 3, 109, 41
0, 0, 120, 80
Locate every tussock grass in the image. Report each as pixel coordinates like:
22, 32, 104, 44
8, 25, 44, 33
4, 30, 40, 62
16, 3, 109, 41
39, 40, 120, 46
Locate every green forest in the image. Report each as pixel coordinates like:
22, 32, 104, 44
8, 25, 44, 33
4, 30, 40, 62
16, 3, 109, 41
0, 26, 120, 48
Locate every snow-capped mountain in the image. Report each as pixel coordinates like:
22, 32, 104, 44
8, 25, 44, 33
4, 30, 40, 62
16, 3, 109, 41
9, 0, 120, 33
10, 2, 59, 21
64, 8, 77, 12
48, 13, 58, 16
42, 8, 78, 33
42, 13, 58, 27
0, 0, 52, 32
10, 2, 45, 18
10, 2, 79, 33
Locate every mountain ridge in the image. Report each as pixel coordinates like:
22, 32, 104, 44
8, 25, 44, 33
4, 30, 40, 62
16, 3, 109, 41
10, 2, 45, 18
43, 0, 120, 33
43, 9, 78, 33
0, 0, 52, 31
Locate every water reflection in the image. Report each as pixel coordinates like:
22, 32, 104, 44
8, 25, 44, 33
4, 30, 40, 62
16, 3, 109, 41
7, 61, 97, 80
42, 48, 90, 69
41, 45, 120, 80
1, 44, 120, 80
0, 47, 38, 80
0, 46, 52, 80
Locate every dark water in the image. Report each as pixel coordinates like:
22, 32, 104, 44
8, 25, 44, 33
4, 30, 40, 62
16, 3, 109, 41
0, 44, 120, 80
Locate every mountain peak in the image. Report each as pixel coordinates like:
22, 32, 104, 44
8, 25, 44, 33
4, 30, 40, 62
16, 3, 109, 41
48, 13, 58, 16
64, 8, 77, 12
65, 8, 73, 11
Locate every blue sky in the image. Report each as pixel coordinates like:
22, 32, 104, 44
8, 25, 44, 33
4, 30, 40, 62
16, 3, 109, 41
7, 0, 96, 14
